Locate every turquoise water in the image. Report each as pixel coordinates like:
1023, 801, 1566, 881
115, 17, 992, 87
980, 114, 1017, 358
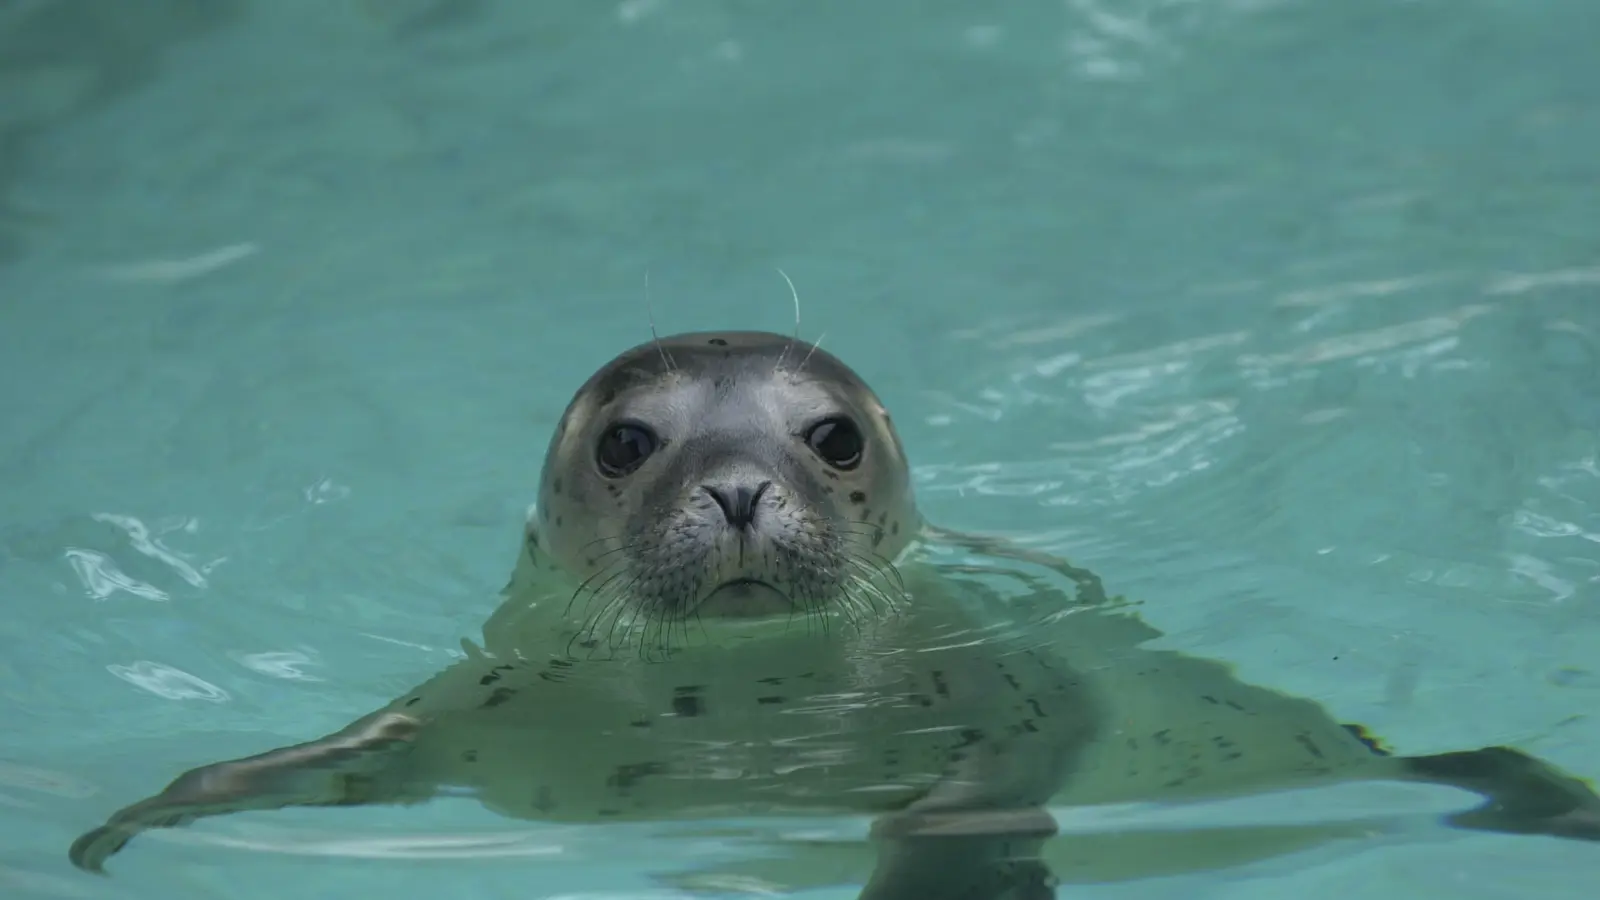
3, 0, 1599, 897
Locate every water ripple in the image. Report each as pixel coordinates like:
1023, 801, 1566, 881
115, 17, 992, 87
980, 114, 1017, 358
105, 660, 231, 703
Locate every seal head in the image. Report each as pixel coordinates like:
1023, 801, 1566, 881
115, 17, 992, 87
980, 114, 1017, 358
534, 331, 921, 634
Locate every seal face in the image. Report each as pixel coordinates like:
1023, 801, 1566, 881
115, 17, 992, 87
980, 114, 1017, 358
534, 331, 920, 642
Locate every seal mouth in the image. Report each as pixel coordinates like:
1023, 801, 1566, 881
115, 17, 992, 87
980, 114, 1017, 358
699, 578, 792, 618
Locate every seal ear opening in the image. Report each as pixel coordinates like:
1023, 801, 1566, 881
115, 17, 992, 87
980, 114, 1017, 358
1401, 745, 1600, 840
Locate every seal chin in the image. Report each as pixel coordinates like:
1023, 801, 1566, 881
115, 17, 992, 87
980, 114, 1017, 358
696, 578, 793, 619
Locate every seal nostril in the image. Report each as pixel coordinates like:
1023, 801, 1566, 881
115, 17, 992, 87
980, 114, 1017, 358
703, 481, 772, 531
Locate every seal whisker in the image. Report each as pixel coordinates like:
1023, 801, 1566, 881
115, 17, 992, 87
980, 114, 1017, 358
640, 592, 694, 662
795, 331, 827, 375
597, 572, 653, 654
578, 563, 662, 651
639, 593, 674, 661
774, 266, 802, 374
836, 528, 909, 595
570, 579, 630, 652
575, 533, 631, 554
563, 554, 636, 620
837, 577, 889, 638
645, 269, 675, 372
838, 555, 907, 619
828, 578, 872, 635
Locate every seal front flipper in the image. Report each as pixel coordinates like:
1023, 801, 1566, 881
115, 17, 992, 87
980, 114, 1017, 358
68, 710, 424, 874
862, 807, 1059, 900
1401, 745, 1600, 841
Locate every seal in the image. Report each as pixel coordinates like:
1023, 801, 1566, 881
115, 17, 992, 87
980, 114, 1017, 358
69, 331, 1600, 896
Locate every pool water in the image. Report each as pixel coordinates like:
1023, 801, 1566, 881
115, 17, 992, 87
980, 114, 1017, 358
2, 0, 1598, 897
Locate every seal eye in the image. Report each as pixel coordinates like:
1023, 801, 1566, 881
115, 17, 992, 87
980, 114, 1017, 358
596, 422, 658, 477
805, 416, 863, 470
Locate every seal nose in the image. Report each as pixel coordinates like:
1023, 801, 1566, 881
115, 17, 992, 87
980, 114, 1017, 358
702, 481, 772, 531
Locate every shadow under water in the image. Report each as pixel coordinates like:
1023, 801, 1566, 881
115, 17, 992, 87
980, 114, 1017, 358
0, 0, 243, 264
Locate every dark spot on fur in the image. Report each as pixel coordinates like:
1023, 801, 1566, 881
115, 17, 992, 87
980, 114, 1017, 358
849, 491, 866, 503
578, 638, 599, 650
481, 687, 516, 708
672, 685, 705, 717
552, 478, 563, 494
1201, 695, 1219, 705
1026, 698, 1046, 718
462, 750, 478, 763
891, 521, 899, 535
630, 719, 652, 728
1152, 729, 1172, 745
876, 511, 887, 526
1002, 673, 1022, 690
555, 515, 563, 527
533, 785, 555, 812
607, 762, 667, 791
930, 670, 950, 698
824, 470, 838, 480
405, 697, 422, 707
708, 338, 727, 346
1294, 733, 1325, 759
910, 693, 934, 708
757, 696, 785, 705
538, 658, 577, 683
757, 676, 784, 685
478, 664, 515, 686
1225, 751, 1244, 760
598, 809, 622, 817
1225, 700, 1246, 711
1025, 650, 1057, 672
872, 527, 885, 549
955, 728, 986, 748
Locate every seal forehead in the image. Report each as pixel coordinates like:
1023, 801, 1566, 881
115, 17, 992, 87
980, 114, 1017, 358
576, 329, 876, 413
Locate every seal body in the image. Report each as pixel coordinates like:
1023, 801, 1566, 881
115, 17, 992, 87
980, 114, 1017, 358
69, 331, 1600, 897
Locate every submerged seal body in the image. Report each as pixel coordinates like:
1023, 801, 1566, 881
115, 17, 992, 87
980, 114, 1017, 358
70, 331, 1600, 896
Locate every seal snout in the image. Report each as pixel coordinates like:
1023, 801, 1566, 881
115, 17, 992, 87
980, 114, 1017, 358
701, 480, 773, 531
